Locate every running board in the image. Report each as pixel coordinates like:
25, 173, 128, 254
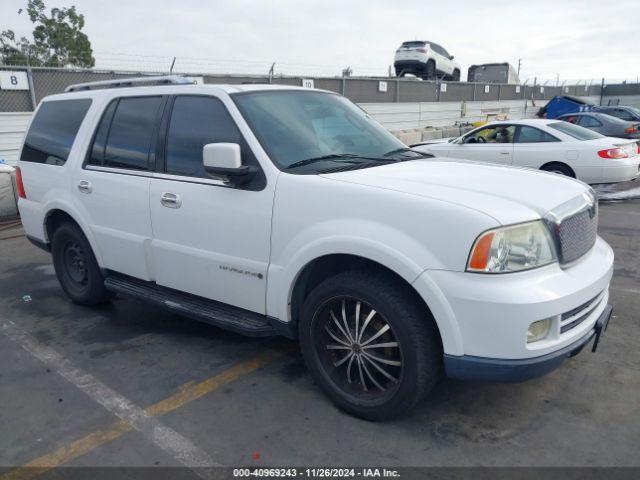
104, 274, 278, 337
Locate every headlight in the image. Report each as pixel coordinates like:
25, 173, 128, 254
467, 220, 557, 273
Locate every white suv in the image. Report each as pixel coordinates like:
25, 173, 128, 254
17, 76, 613, 420
394, 40, 461, 81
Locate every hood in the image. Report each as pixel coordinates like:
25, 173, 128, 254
412, 138, 453, 147
320, 159, 590, 225
416, 141, 454, 151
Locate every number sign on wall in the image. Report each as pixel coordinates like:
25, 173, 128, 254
0, 71, 29, 91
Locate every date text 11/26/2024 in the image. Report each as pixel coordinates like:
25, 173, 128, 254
233, 468, 400, 478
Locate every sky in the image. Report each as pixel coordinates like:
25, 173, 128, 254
1, 0, 638, 83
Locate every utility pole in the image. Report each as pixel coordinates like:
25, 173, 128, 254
517, 58, 522, 77
556, 73, 559, 86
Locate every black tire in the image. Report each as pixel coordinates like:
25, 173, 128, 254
541, 162, 575, 178
423, 60, 436, 80
452, 69, 460, 82
298, 270, 442, 420
51, 222, 111, 306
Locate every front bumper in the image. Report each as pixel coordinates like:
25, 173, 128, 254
414, 236, 614, 360
444, 304, 612, 382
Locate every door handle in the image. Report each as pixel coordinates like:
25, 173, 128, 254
160, 192, 182, 209
77, 180, 92, 194
499, 152, 511, 155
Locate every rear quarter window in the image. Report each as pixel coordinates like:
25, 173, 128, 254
20, 99, 92, 166
549, 121, 604, 140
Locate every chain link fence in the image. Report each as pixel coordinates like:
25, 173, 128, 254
0, 63, 616, 113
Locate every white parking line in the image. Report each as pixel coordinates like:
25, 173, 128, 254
1, 320, 219, 477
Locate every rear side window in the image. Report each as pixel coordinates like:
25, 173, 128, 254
614, 109, 634, 121
20, 99, 91, 166
562, 115, 579, 124
88, 96, 163, 170
549, 121, 604, 140
516, 126, 559, 143
578, 116, 602, 128
165, 96, 245, 177
400, 41, 426, 48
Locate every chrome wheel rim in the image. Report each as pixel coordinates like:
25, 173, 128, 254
312, 296, 403, 402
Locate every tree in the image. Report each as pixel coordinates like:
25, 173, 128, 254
0, 0, 94, 68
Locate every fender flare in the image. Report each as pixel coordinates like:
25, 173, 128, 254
42, 199, 104, 266
268, 235, 463, 355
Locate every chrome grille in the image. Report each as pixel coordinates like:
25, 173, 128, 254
557, 205, 598, 264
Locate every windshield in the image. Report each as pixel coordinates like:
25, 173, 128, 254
233, 90, 406, 171
548, 121, 605, 140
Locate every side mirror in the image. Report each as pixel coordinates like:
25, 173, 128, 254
202, 143, 256, 186
449, 55, 455, 60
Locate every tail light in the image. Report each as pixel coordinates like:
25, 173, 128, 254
15, 166, 26, 199
416, 48, 427, 53
624, 126, 637, 134
637, 142, 640, 154
598, 147, 628, 159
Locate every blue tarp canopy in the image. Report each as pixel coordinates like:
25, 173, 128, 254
538, 95, 596, 119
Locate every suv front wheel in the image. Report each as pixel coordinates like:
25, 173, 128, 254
299, 270, 442, 420
51, 222, 112, 305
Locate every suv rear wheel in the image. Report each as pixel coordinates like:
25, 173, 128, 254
423, 60, 436, 80
298, 270, 442, 420
452, 69, 460, 82
51, 222, 111, 305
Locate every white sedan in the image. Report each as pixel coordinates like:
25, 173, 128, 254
413, 119, 640, 184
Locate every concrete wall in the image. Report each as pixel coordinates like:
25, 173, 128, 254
0, 94, 608, 166
362, 96, 601, 131
0, 113, 30, 165
0, 98, 550, 165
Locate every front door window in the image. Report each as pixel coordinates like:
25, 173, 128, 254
463, 125, 516, 144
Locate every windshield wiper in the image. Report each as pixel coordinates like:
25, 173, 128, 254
383, 147, 434, 159
285, 153, 392, 170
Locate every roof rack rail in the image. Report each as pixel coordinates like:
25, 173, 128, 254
65, 75, 196, 93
